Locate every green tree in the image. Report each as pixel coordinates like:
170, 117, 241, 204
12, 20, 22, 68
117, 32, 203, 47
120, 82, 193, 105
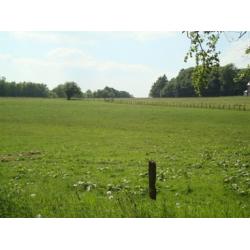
150, 64, 249, 98
175, 68, 196, 97
92, 86, 132, 98
219, 64, 238, 96
234, 66, 250, 95
184, 31, 249, 96
0, 77, 49, 97
161, 78, 177, 97
161, 68, 195, 97
85, 89, 93, 98
203, 67, 221, 96
52, 84, 66, 98
149, 75, 168, 97
64, 82, 82, 100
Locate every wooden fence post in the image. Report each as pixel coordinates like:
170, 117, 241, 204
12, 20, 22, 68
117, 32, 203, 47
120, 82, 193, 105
148, 160, 156, 200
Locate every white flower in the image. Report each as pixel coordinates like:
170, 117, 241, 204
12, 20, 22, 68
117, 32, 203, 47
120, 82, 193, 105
106, 191, 112, 196
108, 195, 113, 200
30, 193, 36, 198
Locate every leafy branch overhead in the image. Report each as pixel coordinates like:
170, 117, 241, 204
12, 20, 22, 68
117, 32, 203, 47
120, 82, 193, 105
184, 31, 221, 68
184, 31, 249, 96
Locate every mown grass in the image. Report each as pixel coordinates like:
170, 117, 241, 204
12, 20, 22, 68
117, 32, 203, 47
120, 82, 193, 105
0, 97, 250, 217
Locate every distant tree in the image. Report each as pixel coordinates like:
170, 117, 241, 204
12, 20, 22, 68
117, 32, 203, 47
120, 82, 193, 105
175, 68, 196, 97
0, 77, 49, 97
161, 78, 177, 97
0, 77, 7, 96
118, 90, 132, 98
49, 91, 58, 98
52, 84, 66, 98
234, 66, 250, 94
92, 86, 132, 98
203, 67, 221, 96
160, 68, 195, 97
149, 75, 168, 97
102, 87, 115, 98
64, 82, 82, 100
219, 64, 238, 96
85, 89, 93, 98
150, 64, 250, 97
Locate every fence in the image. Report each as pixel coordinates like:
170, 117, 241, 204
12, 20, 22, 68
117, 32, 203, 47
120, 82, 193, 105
107, 99, 248, 111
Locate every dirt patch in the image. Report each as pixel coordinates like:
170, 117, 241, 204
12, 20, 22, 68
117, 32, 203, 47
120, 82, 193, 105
0, 151, 42, 163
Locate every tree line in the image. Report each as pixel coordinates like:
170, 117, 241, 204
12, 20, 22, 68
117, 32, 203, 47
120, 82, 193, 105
1, 63, 249, 99
0, 77, 50, 97
0, 77, 133, 100
149, 64, 250, 97
52, 84, 132, 99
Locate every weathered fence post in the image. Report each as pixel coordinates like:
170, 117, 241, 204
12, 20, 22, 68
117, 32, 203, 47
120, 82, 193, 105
148, 160, 156, 200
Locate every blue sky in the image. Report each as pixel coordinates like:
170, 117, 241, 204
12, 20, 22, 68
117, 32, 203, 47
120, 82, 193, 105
0, 32, 249, 97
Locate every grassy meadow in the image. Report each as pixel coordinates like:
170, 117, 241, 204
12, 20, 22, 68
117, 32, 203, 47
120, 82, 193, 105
0, 97, 250, 217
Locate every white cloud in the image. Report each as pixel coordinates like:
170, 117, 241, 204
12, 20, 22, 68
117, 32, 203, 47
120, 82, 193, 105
0, 47, 153, 73
45, 47, 153, 72
46, 48, 96, 68
0, 48, 160, 96
220, 38, 250, 68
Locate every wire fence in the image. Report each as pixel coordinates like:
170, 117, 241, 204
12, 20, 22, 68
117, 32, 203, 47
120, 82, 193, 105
105, 99, 249, 111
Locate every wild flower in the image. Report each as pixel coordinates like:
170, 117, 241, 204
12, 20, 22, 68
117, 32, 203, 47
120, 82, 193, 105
108, 195, 113, 200
107, 191, 112, 196
30, 193, 36, 198
176, 202, 180, 207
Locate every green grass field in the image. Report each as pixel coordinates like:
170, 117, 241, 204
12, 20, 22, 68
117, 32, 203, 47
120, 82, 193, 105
0, 97, 250, 217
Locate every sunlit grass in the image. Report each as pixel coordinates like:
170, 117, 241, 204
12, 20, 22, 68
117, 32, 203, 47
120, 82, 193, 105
0, 97, 250, 217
